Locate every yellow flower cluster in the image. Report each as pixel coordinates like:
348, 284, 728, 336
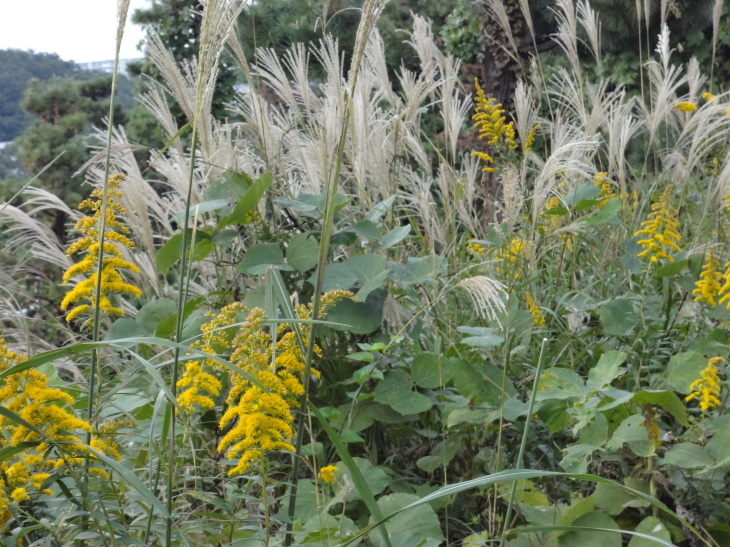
496, 237, 526, 280
177, 291, 354, 476
0, 340, 90, 525
674, 101, 697, 113
61, 173, 141, 325
693, 250, 723, 306
685, 357, 723, 412
471, 79, 517, 172
525, 292, 545, 327
594, 172, 616, 207
635, 185, 682, 263
318, 465, 339, 483
467, 240, 486, 256
522, 125, 539, 156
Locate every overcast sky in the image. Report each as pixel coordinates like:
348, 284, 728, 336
0, 0, 152, 63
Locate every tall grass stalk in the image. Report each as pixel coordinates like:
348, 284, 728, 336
500, 337, 548, 545
284, 2, 389, 543
164, 2, 243, 543
77, 1, 129, 543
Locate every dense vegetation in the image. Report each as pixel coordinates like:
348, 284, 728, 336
0, 0, 729, 545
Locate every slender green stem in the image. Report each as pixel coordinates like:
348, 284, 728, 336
284, 93, 352, 545
78, 7, 125, 542
500, 337, 548, 545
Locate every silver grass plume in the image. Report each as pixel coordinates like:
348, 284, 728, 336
577, 0, 601, 67
457, 276, 507, 325
712, 0, 725, 82
477, 0, 521, 61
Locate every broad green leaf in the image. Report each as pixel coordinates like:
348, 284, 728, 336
594, 481, 641, 515
136, 298, 176, 334
411, 353, 458, 388
374, 369, 433, 415
559, 512, 622, 547
458, 326, 505, 347
662, 443, 714, 468
351, 219, 384, 240
586, 350, 627, 392
607, 414, 655, 457
584, 197, 621, 225
309, 403, 392, 547
340, 458, 390, 502
238, 243, 286, 275
599, 298, 639, 336
628, 517, 673, 547
325, 289, 384, 334
655, 258, 689, 278
106, 318, 148, 343
287, 233, 320, 272
366, 195, 396, 222
206, 170, 251, 201
416, 435, 462, 473
706, 424, 730, 464
368, 493, 444, 547
155, 231, 213, 274
665, 352, 706, 394
632, 390, 689, 427
565, 183, 600, 206
217, 171, 272, 228
311, 262, 358, 292
537, 368, 586, 400
496, 479, 549, 506
379, 225, 411, 249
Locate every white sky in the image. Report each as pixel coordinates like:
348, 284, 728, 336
0, 0, 152, 63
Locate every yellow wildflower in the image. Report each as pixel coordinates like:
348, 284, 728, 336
183, 292, 355, 476
525, 292, 545, 327
702, 92, 716, 102
61, 173, 141, 325
685, 357, 723, 411
717, 261, 730, 308
0, 339, 93, 525
522, 125, 539, 155
496, 237, 526, 280
594, 172, 616, 207
635, 185, 682, 263
467, 240, 486, 256
693, 249, 723, 306
319, 465, 339, 483
471, 78, 517, 172
674, 101, 697, 113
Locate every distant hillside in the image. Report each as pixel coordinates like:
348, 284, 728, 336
0, 49, 135, 142
0, 50, 82, 142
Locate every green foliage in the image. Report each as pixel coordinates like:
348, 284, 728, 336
0, 49, 81, 142
4, 1, 730, 546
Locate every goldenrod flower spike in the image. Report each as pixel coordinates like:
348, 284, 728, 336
0, 339, 98, 523
178, 291, 355, 476
471, 78, 517, 172
693, 249, 723, 306
635, 185, 682, 263
685, 357, 723, 411
61, 173, 141, 325
525, 292, 545, 327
